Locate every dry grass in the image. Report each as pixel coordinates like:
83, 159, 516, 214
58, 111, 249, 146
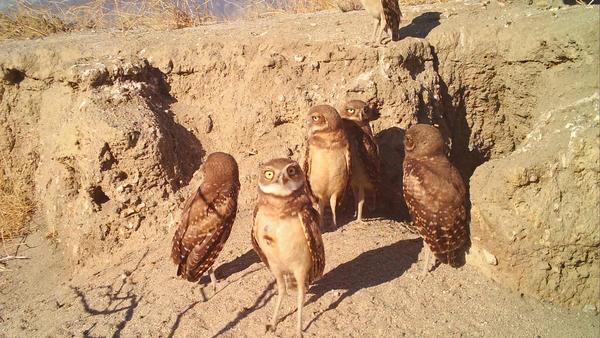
0, 0, 450, 41
0, 1, 71, 40
0, 168, 34, 241
0, 0, 454, 41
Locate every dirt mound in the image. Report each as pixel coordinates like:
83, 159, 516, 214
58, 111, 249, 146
469, 94, 599, 309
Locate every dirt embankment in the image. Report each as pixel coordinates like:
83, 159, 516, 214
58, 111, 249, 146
0, 2, 598, 336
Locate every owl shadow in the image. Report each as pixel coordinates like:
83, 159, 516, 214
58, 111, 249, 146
198, 249, 261, 284
399, 12, 441, 39
303, 238, 422, 328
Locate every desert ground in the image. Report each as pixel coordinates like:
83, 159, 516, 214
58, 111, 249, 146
0, 1, 599, 337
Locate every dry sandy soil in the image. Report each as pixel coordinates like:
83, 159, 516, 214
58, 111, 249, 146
2, 218, 599, 337
1, 1, 599, 337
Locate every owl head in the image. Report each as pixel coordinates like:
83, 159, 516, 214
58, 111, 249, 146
258, 158, 305, 197
404, 124, 445, 157
202, 152, 239, 187
339, 100, 369, 123
308, 104, 343, 134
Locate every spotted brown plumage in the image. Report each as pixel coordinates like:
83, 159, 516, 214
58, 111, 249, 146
340, 100, 380, 221
171, 152, 240, 287
402, 124, 469, 272
382, 0, 402, 41
360, 0, 402, 44
252, 158, 325, 336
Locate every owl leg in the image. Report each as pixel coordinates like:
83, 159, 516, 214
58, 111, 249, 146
351, 185, 359, 218
377, 17, 387, 45
371, 18, 380, 44
329, 194, 339, 228
293, 272, 307, 336
317, 199, 327, 229
422, 247, 431, 275
355, 186, 366, 223
266, 274, 286, 332
208, 267, 218, 292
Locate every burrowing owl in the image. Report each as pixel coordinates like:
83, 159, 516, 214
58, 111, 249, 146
252, 158, 325, 336
303, 104, 351, 228
171, 152, 240, 290
360, 0, 402, 44
340, 100, 380, 222
402, 124, 469, 273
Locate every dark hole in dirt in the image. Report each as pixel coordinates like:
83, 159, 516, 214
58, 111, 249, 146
89, 186, 110, 205
3, 69, 25, 85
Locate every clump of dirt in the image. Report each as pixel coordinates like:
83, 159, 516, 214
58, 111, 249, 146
469, 94, 599, 309
0, 1, 598, 336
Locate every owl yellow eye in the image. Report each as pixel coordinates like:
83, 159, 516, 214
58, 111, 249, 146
264, 170, 274, 180
287, 167, 297, 176
312, 116, 320, 121
347, 108, 355, 114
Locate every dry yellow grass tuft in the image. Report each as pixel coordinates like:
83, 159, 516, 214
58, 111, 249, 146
0, 169, 34, 241
0, 0, 455, 40
0, 1, 71, 40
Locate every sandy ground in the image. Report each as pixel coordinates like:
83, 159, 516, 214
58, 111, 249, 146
1, 206, 598, 337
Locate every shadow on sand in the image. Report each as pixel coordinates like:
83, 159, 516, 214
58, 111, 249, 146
304, 238, 423, 329
399, 12, 441, 39
74, 249, 149, 338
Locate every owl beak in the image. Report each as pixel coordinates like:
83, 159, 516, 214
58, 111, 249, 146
279, 174, 288, 185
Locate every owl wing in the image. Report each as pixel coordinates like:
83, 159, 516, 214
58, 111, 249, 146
171, 189, 203, 266
382, 0, 402, 41
344, 137, 352, 183
302, 141, 315, 198
403, 158, 468, 266
171, 190, 237, 281
299, 204, 325, 284
357, 125, 380, 185
251, 205, 270, 269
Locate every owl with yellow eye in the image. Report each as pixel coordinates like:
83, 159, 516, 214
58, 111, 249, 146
252, 158, 325, 336
303, 104, 352, 228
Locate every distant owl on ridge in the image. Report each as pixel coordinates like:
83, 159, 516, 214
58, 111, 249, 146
402, 124, 469, 273
360, 0, 402, 44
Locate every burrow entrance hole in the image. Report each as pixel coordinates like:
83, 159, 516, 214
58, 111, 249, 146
3, 69, 25, 85
88, 186, 110, 206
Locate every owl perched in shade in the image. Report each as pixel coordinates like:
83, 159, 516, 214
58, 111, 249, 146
360, 0, 402, 44
339, 100, 380, 222
252, 158, 325, 336
171, 152, 240, 290
402, 124, 469, 273
303, 104, 352, 228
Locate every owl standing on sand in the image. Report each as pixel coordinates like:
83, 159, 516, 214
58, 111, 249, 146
339, 100, 380, 222
252, 158, 325, 336
303, 104, 352, 229
360, 0, 402, 44
171, 152, 240, 291
402, 124, 469, 273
